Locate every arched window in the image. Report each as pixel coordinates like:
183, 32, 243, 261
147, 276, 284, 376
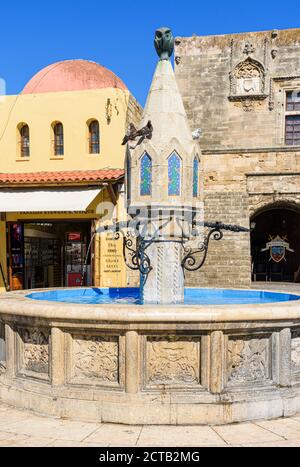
19, 124, 30, 157
53, 123, 64, 156
168, 152, 181, 196
140, 153, 152, 196
193, 157, 199, 198
88, 120, 100, 154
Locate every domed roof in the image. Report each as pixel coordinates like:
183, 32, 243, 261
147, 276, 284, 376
22, 59, 127, 94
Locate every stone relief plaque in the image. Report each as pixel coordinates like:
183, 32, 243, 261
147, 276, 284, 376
235, 61, 261, 95
146, 336, 200, 386
71, 335, 119, 385
229, 57, 267, 105
18, 327, 50, 376
291, 332, 300, 375
227, 336, 270, 385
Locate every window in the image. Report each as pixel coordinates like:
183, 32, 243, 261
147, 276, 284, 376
19, 124, 30, 157
168, 152, 181, 196
285, 91, 300, 146
193, 157, 199, 198
53, 123, 64, 156
88, 120, 100, 154
140, 153, 152, 196
286, 91, 300, 111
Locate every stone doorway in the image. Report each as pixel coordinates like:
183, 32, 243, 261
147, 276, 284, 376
251, 203, 300, 282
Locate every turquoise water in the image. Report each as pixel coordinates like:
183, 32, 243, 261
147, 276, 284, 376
26, 287, 300, 306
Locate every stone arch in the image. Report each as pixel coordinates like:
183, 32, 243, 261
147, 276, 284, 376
250, 200, 300, 283
249, 196, 300, 219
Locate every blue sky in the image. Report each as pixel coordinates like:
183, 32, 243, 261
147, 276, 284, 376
0, 0, 300, 105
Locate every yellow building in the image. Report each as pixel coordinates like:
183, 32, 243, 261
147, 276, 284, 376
0, 59, 142, 292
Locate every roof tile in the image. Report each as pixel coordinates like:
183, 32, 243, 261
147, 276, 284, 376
0, 169, 124, 185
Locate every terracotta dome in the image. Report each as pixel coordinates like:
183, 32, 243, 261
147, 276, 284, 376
22, 59, 127, 94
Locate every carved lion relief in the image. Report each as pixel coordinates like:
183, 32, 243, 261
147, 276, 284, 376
19, 328, 49, 375
146, 336, 200, 386
72, 335, 119, 384
227, 336, 270, 385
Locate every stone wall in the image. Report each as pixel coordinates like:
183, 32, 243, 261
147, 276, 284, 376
175, 28, 300, 287
186, 192, 251, 288
175, 29, 300, 150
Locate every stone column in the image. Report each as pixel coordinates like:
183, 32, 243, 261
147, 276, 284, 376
142, 241, 184, 304
210, 331, 225, 394
125, 331, 139, 394
51, 327, 65, 387
276, 328, 291, 387
5, 323, 15, 378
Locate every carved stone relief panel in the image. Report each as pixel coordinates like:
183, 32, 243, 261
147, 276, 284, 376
291, 331, 300, 376
229, 57, 266, 101
18, 327, 50, 376
236, 61, 261, 95
70, 334, 120, 386
146, 336, 201, 387
227, 335, 271, 386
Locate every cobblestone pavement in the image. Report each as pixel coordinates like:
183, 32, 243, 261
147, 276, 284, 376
1, 402, 300, 447
1, 282, 300, 447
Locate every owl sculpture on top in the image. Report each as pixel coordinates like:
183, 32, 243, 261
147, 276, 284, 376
154, 27, 175, 61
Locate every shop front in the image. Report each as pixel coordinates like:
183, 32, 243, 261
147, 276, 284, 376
0, 185, 101, 291
7, 221, 92, 290
0, 170, 128, 292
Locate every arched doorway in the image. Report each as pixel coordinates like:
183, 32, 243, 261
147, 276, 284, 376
251, 202, 300, 282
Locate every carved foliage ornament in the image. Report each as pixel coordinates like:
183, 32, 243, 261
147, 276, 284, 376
21, 328, 49, 374
147, 336, 200, 385
228, 337, 269, 384
73, 335, 119, 383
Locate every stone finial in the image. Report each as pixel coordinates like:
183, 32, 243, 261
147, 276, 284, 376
154, 27, 174, 61
243, 42, 255, 55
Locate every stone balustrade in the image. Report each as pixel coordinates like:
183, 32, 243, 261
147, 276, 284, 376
1, 290, 300, 424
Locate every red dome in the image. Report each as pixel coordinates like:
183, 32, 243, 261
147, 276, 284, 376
22, 59, 127, 94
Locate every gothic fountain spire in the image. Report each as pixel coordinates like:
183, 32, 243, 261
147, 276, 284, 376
126, 27, 202, 304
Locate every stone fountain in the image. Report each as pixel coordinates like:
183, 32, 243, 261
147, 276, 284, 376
0, 29, 300, 426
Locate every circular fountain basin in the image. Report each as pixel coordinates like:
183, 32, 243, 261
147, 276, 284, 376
1, 286, 300, 425
27, 287, 300, 305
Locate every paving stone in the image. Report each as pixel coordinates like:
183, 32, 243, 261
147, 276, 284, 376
84, 424, 142, 446
254, 418, 300, 439
212, 422, 284, 445
137, 425, 227, 447
0, 409, 36, 428
4, 417, 100, 442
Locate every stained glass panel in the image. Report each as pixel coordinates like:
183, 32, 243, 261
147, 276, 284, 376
193, 157, 199, 198
140, 153, 152, 196
168, 153, 181, 196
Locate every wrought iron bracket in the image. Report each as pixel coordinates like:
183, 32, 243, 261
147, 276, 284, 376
181, 221, 249, 272
114, 231, 152, 283
111, 220, 249, 279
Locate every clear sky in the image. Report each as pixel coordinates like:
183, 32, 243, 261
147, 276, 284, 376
0, 0, 300, 106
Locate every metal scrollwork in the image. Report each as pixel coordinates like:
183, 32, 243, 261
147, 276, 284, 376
115, 230, 152, 280
109, 220, 248, 278
182, 222, 248, 272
